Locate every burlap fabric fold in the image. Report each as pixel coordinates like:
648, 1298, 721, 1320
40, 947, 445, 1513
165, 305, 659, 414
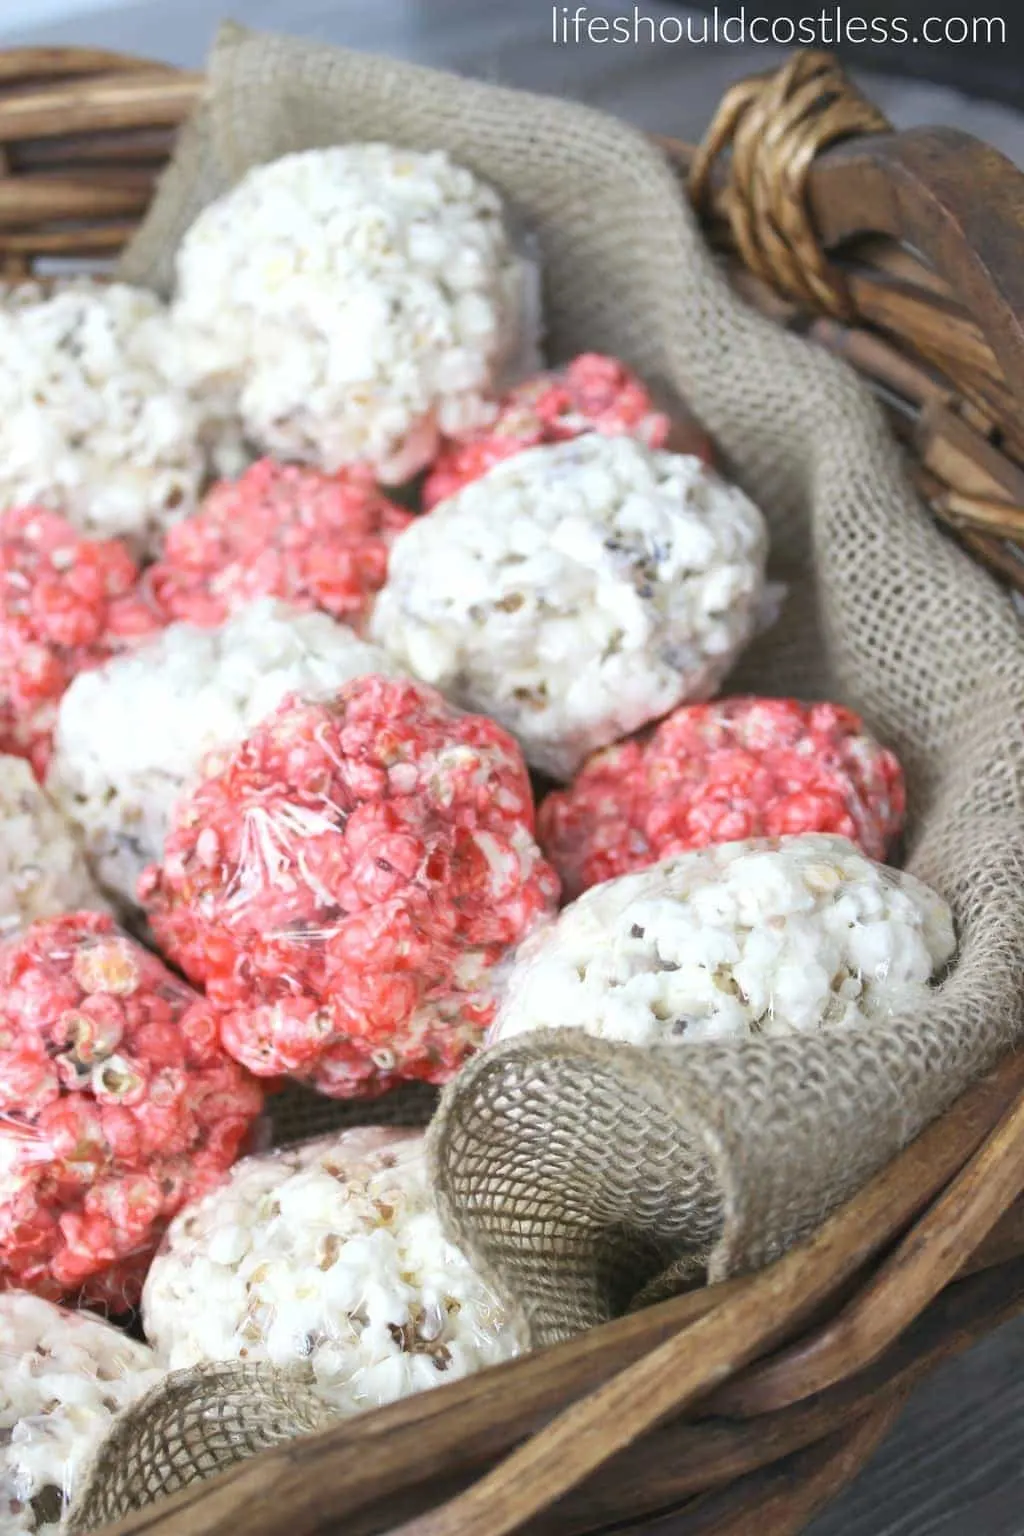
64, 1363, 333, 1534
75, 14, 1024, 1515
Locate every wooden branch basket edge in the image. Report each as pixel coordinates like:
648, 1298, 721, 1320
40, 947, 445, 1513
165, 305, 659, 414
3, 41, 1024, 1536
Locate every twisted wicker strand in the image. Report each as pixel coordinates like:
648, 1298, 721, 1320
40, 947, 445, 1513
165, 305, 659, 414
690, 52, 890, 317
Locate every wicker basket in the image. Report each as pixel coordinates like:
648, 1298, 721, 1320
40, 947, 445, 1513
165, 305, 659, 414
5, 42, 1024, 1536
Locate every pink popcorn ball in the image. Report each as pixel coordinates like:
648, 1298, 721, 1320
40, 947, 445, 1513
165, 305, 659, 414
540, 697, 907, 899
139, 675, 560, 1099
423, 352, 703, 508
0, 507, 160, 778
146, 458, 414, 629
0, 911, 264, 1310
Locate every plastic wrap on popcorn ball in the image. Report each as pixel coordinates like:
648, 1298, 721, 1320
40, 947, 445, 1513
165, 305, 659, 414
539, 697, 907, 899
142, 1126, 524, 1413
0, 1292, 164, 1536
422, 352, 682, 507
489, 834, 956, 1049
0, 279, 222, 557
139, 675, 560, 1098
0, 507, 162, 779
0, 756, 110, 940
0, 911, 264, 1310
169, 145, 542, 484
371, 435, 769, 781
145, 459, 413, 630
47, 599, 404, 912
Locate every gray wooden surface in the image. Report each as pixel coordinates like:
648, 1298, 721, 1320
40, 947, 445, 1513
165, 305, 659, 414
6, 2, 1024, 1531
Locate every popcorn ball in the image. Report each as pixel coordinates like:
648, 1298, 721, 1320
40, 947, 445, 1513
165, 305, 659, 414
422, 352, 677, 507
0, 279, 219, 555
0, 506, 161, 778
0, 1292, 163, 1536
48, 599, 403, 909
371, 435, 769, 780
489, 834, 956, 1048
0, 912, 264, 1308
0, 756, 108, 940
140, 675, 560, 1098
146, 458, 412, 629
171, 145, 539, 482
540, 698, 907, 898
143, 1127, 523, 1412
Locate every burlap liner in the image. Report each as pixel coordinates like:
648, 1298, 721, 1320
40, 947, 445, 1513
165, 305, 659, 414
64, 1363, 334, 1534
68, 16, 1024, 1520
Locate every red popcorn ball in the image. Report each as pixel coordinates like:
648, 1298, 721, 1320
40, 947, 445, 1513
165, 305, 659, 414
0, 507, 160, 778
539, 697, 906, 899
139, 675, 560, 1099
146, 458, 413, 629
0, 910, 264, 1309
423, 352, 699, 507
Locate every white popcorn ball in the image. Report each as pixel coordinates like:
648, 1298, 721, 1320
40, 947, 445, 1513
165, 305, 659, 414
47, 598, 403, 908
371, 435, 769, 779
0, 1293, 163, 1535
142, 1127, 524, 1415
0, 756, 109, 940
170, 145, 540, 483
490, 834, 956, 1048
0, 280, 219, 556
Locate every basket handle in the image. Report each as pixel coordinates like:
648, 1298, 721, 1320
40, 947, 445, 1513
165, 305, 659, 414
803, 124, 1024, 407
675, 51, 1024, 445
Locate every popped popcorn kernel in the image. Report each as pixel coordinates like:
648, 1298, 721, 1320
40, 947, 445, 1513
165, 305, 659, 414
71, 936, 141, 997
0, 912, 264, 1308
140, 675, 559, 1098
143, 1128, 523, 1414
540, 697, 906, 897
372, 434, 769, 779
489, 834, 955, 1048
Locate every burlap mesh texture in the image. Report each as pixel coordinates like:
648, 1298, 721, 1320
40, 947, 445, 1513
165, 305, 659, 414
81, 16, 1024, 1506
64, 1363, 333, 1534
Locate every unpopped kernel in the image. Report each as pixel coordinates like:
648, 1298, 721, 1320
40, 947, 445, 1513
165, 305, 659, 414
143, 1127, 523, 1414
489, 834, 955, 1048
540, 697, 906, 897
48, 599, 403, 909
371, 435, 768, 779
0, 912, 264, 1308
139, 675, 560, 1098
0, 1292, 163, 1536
170, 145, 539, 481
